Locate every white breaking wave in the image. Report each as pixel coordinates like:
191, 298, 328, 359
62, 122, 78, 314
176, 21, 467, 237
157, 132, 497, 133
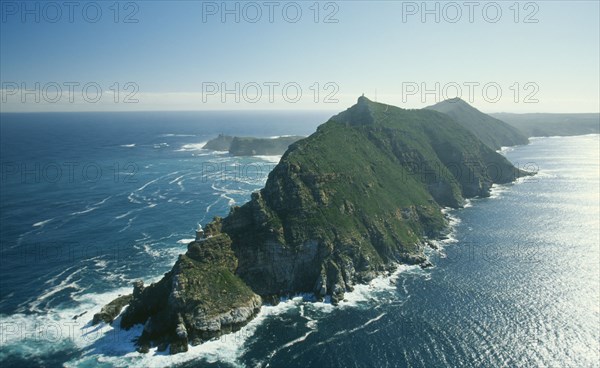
159, 133, 196, 137
340, 264, 419, 308
489, 184, 510, 199
32, 218, 53, 227
27, 267, 85, 313
210, 183, 255, 206
69, 196, 112, 217
114, 210, 137, 220
254, 155, 282, 164
135, 177, 161, 192
334, 312, 387, 337
176, 142, 208, 152
118, 216, 138, 233
3, 256, 421, 367
169, 174, 187, 185
497, 146, 514, 154
70, 207, 99, 216
94, 196, 112, 206
268, 135, 295, 139
120, 144, 136, 148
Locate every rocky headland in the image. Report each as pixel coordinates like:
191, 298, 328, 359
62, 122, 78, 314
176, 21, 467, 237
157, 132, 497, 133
97, 96, 530, 354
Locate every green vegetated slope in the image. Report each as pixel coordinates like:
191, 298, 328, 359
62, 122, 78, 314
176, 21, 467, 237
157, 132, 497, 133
119, 234, 261, 354
426, 98, 529, 150
115, 96, 528, 354
219, 96, 525, 301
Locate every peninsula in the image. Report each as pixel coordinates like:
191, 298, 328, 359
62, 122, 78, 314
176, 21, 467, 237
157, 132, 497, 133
95, 97, 529, 354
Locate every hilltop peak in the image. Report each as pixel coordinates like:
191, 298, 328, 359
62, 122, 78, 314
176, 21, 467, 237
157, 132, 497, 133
357, 94, 372, 105
427, 98, 474, 112
331, 95, 375, 126
425, 98, 529, 149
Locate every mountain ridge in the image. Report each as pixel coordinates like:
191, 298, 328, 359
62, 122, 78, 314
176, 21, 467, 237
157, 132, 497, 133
101, 97, 529, 354
425, 98, 530, 150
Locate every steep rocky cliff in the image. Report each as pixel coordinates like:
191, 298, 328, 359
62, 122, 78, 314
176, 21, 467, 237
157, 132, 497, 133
118, 234, 261, 354
103, 97, 528, 354
218, 96, 525, 303
202, 134, 233, 151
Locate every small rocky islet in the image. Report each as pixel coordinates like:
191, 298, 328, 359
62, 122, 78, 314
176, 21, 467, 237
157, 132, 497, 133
94, 96, 530, 354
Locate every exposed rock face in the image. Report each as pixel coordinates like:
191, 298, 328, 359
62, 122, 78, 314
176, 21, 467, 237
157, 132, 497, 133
217, 97, 527, 305
202, 134, 234, 151
91, 294, 132, 325
119, 234, 261, 354
99, 97, 530, 354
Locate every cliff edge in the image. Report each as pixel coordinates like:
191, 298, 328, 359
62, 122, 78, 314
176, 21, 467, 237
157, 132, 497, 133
102, 97, 528, 354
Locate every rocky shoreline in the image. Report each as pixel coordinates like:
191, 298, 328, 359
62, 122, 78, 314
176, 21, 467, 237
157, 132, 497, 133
95, 97, 529, 354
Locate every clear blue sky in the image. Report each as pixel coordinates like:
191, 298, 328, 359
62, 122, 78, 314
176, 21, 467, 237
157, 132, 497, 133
1, 0, 598, 112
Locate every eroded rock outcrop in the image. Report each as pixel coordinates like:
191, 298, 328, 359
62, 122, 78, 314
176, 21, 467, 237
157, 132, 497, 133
92, 294, 132, 325
118, 234, 261, 354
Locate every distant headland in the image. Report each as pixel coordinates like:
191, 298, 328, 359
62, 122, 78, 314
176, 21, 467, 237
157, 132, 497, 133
203, 134, 304, 156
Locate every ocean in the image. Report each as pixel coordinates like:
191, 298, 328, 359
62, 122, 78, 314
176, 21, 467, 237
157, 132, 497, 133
0, 112, 598, 368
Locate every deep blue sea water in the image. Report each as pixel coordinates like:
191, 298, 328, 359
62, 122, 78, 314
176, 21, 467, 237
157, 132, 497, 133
0, 112, 598, 368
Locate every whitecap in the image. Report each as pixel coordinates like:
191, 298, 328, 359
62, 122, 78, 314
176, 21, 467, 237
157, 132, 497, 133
334, 312, 386, 337
254, 155, 282, 164
28, 267, 85, 312
497, 146, 514, 154
65, 197, 113, 221
168, 174, 187, 185
115, 210, 137, 220
23, 262, 414, 367
69, 207, 99, 216
94, 259, 108, 270
135, 177, 161, 192
159, 133, 196, 137
141, 244, 160, 258
127, 192, 142, 204
340, 264, 418, 308
93, 196, 112, 206
176, 142, 209, 152
118, 216, 138, 233
267, 135, 295, 139
32, 218, 53, 227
